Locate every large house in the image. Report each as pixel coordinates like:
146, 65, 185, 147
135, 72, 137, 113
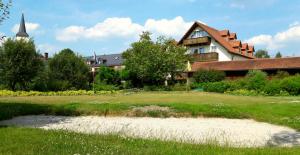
178, 21, 255, 62
83, 21, 300, 78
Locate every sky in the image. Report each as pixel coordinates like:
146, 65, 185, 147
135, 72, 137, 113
1, 0, 300, 57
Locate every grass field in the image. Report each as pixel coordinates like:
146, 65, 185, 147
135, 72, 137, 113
1, 92, 300, 154
1, 92, 300, 129
0, 127, 299, 155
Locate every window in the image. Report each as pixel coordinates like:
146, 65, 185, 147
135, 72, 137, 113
199, 47, 205, 53
191, 30, 208, 38
211, 46, 217, 52
193, 49, 198, 54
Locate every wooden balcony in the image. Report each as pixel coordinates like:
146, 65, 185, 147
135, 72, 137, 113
183, 36, 211, 46
192, 52, 219, 62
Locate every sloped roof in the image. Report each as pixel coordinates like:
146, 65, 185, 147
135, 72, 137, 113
191, 57, 300, 72
229, 33, 237, 40
16, 14, 29, 38
219, 30, 229, 36
241, 43, 249, 50
86, 53, 124, 67
178, 22, 254, 59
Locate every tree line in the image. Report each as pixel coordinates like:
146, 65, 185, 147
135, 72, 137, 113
0, 32, 189, 91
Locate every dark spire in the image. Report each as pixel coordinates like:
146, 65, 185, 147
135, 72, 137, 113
16, 13, 29, 38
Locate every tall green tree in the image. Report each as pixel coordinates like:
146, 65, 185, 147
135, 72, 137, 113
48, 48, 89, 90
0, 38, 44, 90
123, 32, 188, 86
255, 49, 270, 58
275, 52, 282, 58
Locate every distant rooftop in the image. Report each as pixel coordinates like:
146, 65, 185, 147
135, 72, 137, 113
85, 53, 124, 67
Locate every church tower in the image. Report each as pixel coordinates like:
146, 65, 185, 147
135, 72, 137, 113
16, 13, 29, 39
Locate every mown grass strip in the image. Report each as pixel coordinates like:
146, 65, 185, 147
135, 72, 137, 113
0, 127, 300, 155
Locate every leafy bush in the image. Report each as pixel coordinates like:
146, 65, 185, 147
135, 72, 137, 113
245, 70, 267, 91
94, 83, 119, 91
263, 80, 282, 95
273, 71, 290, 79
193, 70, 225, 83
203, 81, 230, 93
96, 66, 120, 85
170, 83, 190, 91
280, 75, 300, 95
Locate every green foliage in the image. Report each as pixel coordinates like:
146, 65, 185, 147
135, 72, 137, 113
0, 38, 44, 90
0, 0, 12, 24
245, 70, 267, 91
203, 81, 230, 93
193, 70, 225, 83
275, 52, 282, 58
280, 75, 300, 95
170, 83, 190, 91
48, 48, 89, 91
273, 70, 289, 79
94, 83, 119, 91
95, 66, 120, 85
0, 90, 119, 97
255, 49, 270, 58
123, 32, 189, 86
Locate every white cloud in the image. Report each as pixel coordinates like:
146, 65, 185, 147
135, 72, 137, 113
245, 25, 300, 56
56, 16, 195, 42
144, 16, 193, 38
37, 43, 61, 56
12, 22, 40, 33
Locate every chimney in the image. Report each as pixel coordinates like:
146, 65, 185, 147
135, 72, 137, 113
44, 53, 48, 60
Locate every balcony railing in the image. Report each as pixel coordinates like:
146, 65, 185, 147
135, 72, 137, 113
192, 52, 218, 62
183, 36, 211, 46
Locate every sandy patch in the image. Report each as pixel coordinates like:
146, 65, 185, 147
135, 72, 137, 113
1, 115, 299, 148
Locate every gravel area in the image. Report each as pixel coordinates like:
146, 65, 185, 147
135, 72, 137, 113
1, 115, 300, 147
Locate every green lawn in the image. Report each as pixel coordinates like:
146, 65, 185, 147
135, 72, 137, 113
1, 92, 300, 154
0, 127, 299, 155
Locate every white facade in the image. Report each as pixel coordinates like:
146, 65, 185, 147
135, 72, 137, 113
186, 28, 248, 61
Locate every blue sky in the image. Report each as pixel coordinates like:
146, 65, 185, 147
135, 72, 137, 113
1, 0, 300, 57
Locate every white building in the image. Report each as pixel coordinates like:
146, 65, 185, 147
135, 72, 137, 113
178, 22, 255, 62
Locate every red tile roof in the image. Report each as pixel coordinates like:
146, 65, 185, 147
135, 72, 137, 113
229, 33, 237, 40
241, 43, 249, 50
178, 22, 254, 59
191, 57, 300, 72
219, 30, 229, 36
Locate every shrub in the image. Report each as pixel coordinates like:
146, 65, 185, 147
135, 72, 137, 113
264, 79, 282, 95
280, 75, 300, 95
273, 71, 290, 79
193, 70, 225, 83
94, 83, 119, 91
203, 81, 230, 93
245, 70, 267, 91
170, 83, 190, 91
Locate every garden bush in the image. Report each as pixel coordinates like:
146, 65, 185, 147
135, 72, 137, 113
94, 83, 119, 91
280, 75, 300, 95
193, 70, 225, 83
170, 83, 190, 91
203, 81, 230, 93
244, 70, 267, 91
